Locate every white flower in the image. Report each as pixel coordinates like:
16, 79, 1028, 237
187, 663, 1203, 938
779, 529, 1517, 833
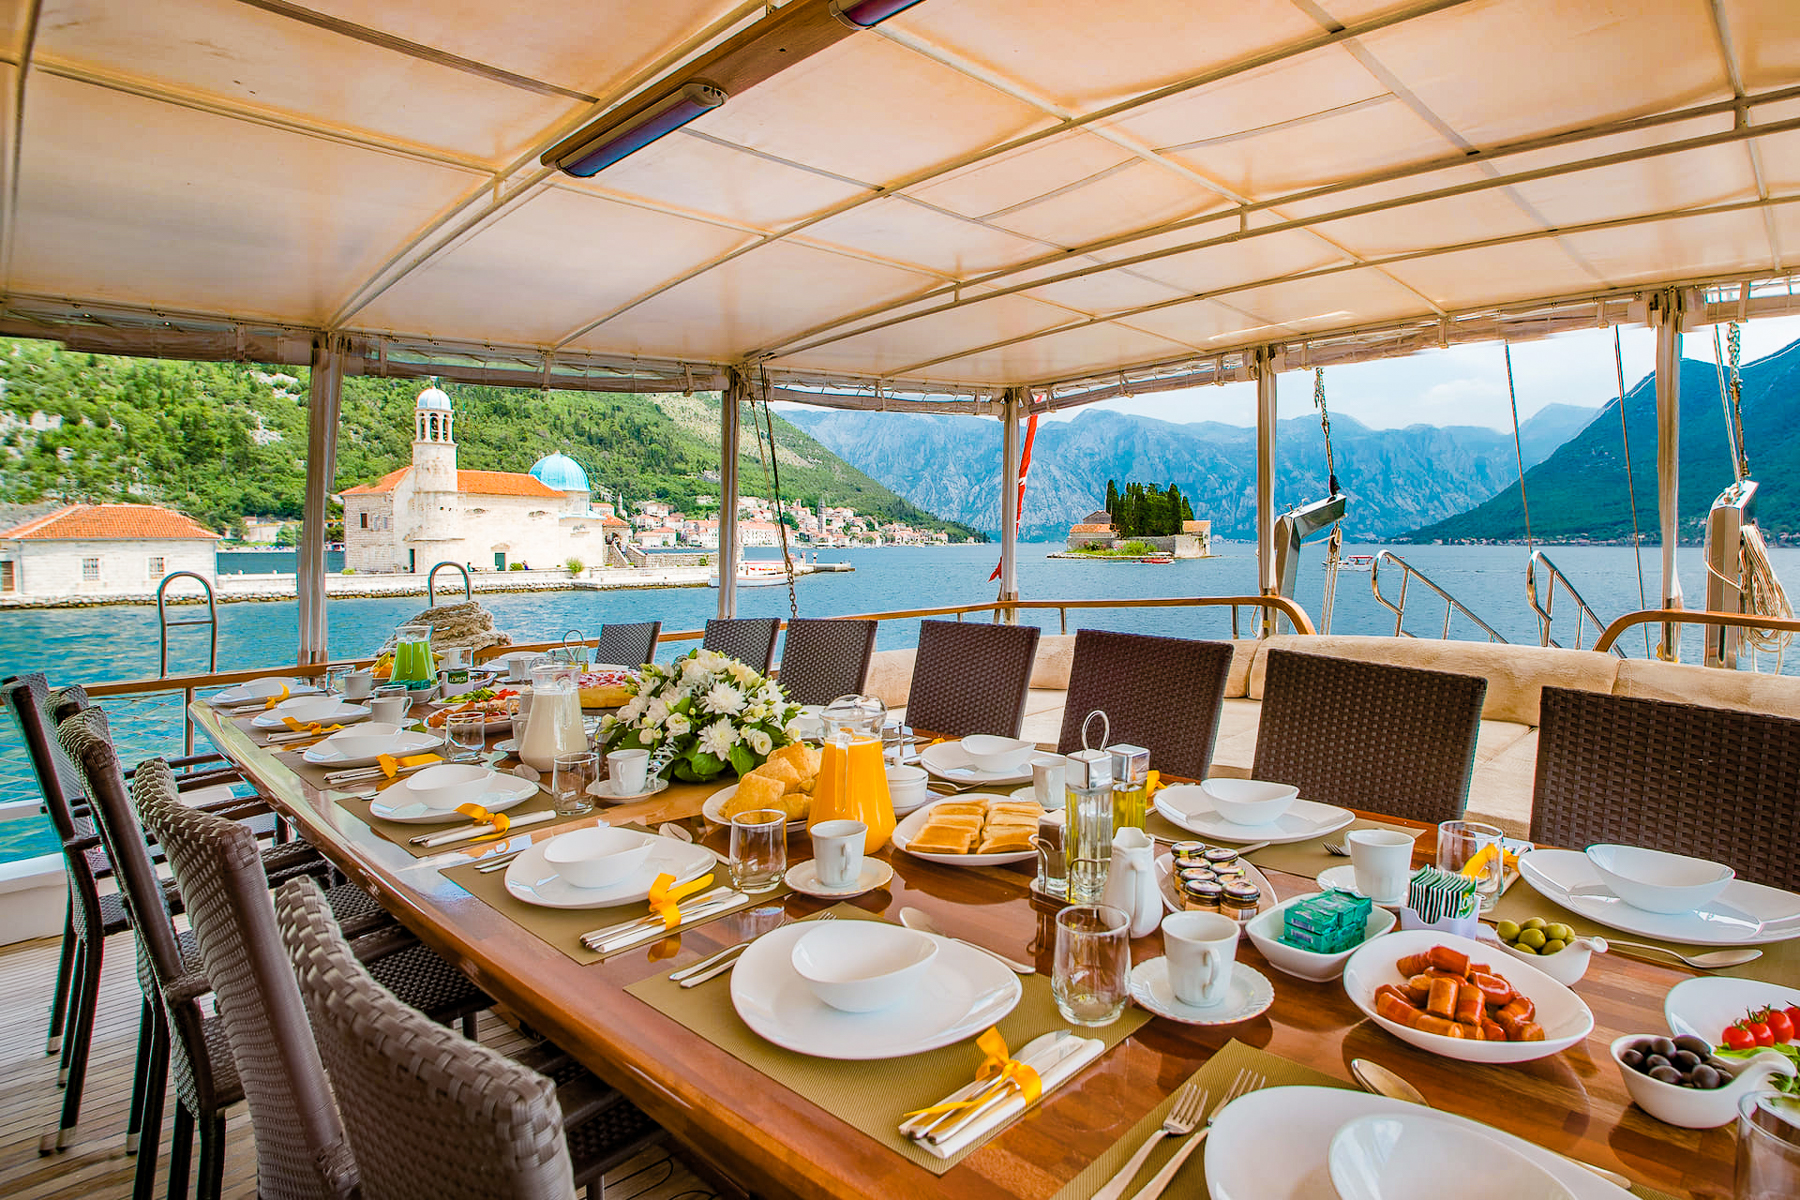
644, 697, 670, 726
702, 681, 744, 715
743, 703, 768, 723
598, 714, 619, 736
784, 719, 806, 740
681, 657, 712, 686
698, 718, 738, 759
745, 728, 772, 756
757, 681, 782, 705
618, 693, 648, 722
664, 713, 690, 737
726, 660, 756, 685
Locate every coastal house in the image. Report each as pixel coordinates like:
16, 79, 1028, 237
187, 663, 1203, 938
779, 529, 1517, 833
338, 386, 597, 573
1067, 510, 1117, 549
0, 503, 219, 599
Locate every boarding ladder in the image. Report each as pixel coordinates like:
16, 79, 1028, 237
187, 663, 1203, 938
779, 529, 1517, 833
1369, 551, 1508, 643
426, 561, 473, 607
1526, 551, 1624, 657
156, 571, 218, 754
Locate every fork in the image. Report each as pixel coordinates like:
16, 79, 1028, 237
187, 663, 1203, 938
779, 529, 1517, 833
1089, 1082, 1206, 1200
1125, 1069, 1262, 1200
1322, 840, 1350, 857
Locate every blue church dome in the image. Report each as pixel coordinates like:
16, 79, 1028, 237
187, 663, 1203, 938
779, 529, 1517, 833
530, 451, 590, 493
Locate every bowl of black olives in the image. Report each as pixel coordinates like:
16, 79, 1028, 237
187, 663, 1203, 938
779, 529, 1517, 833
1610, 1034, 1797, 1128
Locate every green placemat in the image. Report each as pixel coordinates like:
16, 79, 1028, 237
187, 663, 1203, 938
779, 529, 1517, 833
1145, 810, 1417, 881
626, 903, 1150, 1175
1049, 1040, 1679, 1200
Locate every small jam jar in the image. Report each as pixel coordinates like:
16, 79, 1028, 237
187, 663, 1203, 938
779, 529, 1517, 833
1221, 880, 1261, 921
1203, 846, 1240, 867
1183, 879, 1224, 911
1170, 840, 1208, 868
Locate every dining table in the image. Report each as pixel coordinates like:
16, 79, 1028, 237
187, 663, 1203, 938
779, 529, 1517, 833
188, 699, 1746, 1200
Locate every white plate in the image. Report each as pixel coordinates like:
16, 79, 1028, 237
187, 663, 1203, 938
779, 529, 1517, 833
1154, 852, 1275, 924
892, 795, 1038, 866
210, 679, 320, 705
1341, 929, 1593, 1064
730, 922, 1021, 1060
503, 831, 714, 909
366, 772, 538, 824
250, 700, 371, 729
1206, 1087, 1631, 1200
301, 727, 442, 767
589, 776, 670, 803
702, 783, 807, 831
1153, 786, 1354, 845
1663, 976, 1800, 1044
1519, 848, 1800, 946
783, 858, 895, 899
1131, 959, 1273, 1026
918, 740, 1035, 787
1318, 863, 1406, 907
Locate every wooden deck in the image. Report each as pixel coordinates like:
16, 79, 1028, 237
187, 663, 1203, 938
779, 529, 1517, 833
0, 930, 721, 1199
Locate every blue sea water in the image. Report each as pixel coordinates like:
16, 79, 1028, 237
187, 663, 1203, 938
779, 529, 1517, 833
2, 540, 1791, 862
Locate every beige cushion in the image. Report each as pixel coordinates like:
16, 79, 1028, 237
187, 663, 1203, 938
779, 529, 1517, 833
1612, 659, 1800, 719
1246, 635, 1619, 725
1226, 640, 1259, 698
1029, 635, 1076, 690
865, 648, 916, 710
1474, 719, 1533, 766
1207, 697, 1262, 777
1464, 729, 1539, 839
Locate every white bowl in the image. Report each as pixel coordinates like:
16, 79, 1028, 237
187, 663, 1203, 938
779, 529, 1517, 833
1341, 929, 1593, 1064
959, 735, 1035, 773
1491, 934, 1594, 987
401, 763, 497, 811
789, 922, 938, 1013
1245, 892, 1397, 982
884, 764, 930, 814
328, 722, 408, 758
275, 695, 352, 723
1585, 844, 1734, 914
542, 827, 650, 889
239, 677, 295, 698
1200, 778, 1299, 827
1663, 976, 1800, 1048
1609, 1034, 1796, 1129
1328, 1111, 1573, 1200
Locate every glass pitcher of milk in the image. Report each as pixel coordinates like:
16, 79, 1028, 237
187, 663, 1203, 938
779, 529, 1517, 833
519, 662, 586, 772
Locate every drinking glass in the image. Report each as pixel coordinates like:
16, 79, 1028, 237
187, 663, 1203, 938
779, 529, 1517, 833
1437, 819, 1505, 912
551, 751, 598, 818
1737, 1092, 1800, 1199
323, 666, 349, 695
445, 712, 487, 764
729, 809, 788, 894
1053, 904, 1130, 1027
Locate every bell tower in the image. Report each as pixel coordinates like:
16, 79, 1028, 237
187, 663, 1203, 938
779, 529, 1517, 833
412, 383, 457, 492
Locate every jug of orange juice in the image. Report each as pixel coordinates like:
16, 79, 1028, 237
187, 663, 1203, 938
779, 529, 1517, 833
809, 694, 894, 854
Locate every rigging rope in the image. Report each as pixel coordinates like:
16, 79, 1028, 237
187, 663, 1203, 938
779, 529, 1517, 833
751, 366, 799, 619
1502, 343, 1535, 553
1612, 327, 1652, 657
1313, 368, 1344, 634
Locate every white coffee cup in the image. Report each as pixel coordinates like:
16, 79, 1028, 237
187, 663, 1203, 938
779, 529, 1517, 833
607, 748, 649, 796
368, 694, 409, 725
442, 646, 470, 670
507, 655, 534, 683
1031, 755, 1067, 809
342, 669, 374, 700
885, 764, 928, 811
1161, 911, 1239, 1007
1348, 829, 1414, 902
810, 819, 867, 889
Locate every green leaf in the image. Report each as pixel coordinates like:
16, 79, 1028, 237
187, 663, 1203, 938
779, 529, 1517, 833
728, 744, 756, 776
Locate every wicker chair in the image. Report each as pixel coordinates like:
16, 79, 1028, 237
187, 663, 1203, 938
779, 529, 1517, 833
278, 876, 665, 1200
701, 617, 781, 673
1055, 631, 1232, 779
1532, 687, 1800, 890
776, 618, 877, 706
1252, 649, 1486, 825
903, 620, 1041, 739
593, 621, 660, 668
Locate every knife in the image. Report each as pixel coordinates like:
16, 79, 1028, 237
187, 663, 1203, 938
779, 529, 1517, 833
587, 894, 752, 954
922, 1031, 1088, 1145
898, 1029, 1070, 1139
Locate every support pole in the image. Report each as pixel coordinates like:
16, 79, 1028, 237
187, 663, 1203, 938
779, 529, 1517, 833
718, 369, 745, 619
1254, 347, 1280, 633
298, 333, 344, 665
998, 387, 1023, 620
1652, 291, 1685, 659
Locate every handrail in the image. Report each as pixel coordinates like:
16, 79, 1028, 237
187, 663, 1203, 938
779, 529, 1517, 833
1370, 551, 1508, 643
1526, 551, 1624, 657
426, 560, 473, 607
1595, 607, 1800, 654
155, 570, 219, 755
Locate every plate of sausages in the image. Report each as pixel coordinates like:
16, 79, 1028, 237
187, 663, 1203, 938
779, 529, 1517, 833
1341, 929, 1594, 1063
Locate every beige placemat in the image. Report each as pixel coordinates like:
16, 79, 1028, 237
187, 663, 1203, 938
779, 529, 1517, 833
324, 770, 564, 858
626, 903, 1150, 1176
1144, 810, 1416, 880
1049, 1040, 1679, 1200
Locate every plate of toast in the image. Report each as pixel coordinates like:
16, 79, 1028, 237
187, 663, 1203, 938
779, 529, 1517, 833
891, 793, 1043, 866
702, 741, 823, 830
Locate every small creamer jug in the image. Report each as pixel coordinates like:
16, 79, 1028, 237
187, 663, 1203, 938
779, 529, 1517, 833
1100, 826, 1161, 938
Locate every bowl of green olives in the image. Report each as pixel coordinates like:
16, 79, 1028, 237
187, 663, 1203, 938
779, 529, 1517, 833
1610, 1034, 1796, 1128
1492, 917, 1593, 985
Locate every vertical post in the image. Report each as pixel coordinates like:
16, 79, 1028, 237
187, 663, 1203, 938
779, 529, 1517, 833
1254, 347, 1280, 634
998, 387, 1022, 621
298, 334, 344, 665
718, 368, 744, 619
1652, 291, 1684, 660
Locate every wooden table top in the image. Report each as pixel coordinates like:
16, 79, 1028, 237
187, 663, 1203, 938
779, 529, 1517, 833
190, 703, 1736, 1200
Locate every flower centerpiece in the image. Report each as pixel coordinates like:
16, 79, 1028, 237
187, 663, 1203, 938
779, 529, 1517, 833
597, 648, 801, 783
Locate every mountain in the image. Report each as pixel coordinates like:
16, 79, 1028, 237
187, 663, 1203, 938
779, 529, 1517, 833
785, 402, 1597, 541
0, 340, 981, 540
1403, 339, 1800, 543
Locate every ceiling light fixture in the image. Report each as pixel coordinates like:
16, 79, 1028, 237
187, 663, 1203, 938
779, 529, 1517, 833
830, 0, 929, 28
546, 81, 727, 178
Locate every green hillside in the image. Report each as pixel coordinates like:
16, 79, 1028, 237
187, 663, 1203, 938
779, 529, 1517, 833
0, 339, 981, 540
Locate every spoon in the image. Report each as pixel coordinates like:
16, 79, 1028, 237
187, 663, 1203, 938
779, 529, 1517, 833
898, 906, 1035, 974
1350, 1059, 1633, 1190
1579, 935, 1761, 970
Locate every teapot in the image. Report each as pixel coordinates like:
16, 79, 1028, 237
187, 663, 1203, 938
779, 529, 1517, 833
1100, 827, 1162, 938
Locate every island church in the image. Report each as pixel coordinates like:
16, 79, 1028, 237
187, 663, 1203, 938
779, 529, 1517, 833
339, 385, 602, 573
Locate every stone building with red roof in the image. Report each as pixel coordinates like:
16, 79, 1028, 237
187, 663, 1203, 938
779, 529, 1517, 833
0, 503, 220, 598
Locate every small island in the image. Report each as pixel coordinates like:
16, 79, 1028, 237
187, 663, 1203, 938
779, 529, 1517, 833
1048, 480, 1213, 561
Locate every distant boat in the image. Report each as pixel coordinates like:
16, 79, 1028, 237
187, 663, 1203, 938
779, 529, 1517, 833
708, 560, 792, 587
1332, 554, 1377, 571
1140, 553, 1174, 564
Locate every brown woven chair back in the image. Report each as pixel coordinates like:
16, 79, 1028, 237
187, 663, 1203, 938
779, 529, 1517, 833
3, 674, 87, 842
1532, 686, 1800, 890
594, 621, 660, 668
702, 617, 781, 673
277, 876, 579, 1200
776, 618, 877, 706
1252, 649, 1486, 825
905, 620, 1042, 739
135, 759, 359, 1200
1055, 631, 1232, 779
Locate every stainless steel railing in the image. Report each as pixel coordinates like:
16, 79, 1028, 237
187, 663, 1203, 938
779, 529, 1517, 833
1370, 551, 1509, 643
1526, 551, 1624, 657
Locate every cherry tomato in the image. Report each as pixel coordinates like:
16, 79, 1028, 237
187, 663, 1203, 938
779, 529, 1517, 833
1769, 1009, 1795, 1044
1786, 1006, 1800, 1036
1724, 1025, 1756, 1051
1747, 1020, 1775, 1047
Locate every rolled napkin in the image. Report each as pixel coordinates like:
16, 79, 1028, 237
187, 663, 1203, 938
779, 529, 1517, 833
409, 807, 557, 848
269, 720, 344, 744
324, 752, 443, 786
902, 1027, 1105, 1160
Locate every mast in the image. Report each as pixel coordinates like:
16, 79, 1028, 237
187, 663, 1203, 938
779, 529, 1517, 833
298, 334, 344, 664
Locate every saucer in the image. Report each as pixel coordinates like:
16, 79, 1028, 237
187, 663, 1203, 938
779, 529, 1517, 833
1318, 864, 1406, 907
494, 737, 519, 754
783, 858, 895, 898
588, 776, 670, 803
1130, 958, 1273, 1026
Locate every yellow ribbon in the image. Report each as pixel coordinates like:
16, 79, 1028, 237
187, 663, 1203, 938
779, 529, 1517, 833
262, 685, 291, 710
1146, 769, 1165, 795
454, 802, 511, 840
376, 752, 443, 778
646, 871, 715, 930
280, 718, 344, 735
901, 1027, 1042, 1120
